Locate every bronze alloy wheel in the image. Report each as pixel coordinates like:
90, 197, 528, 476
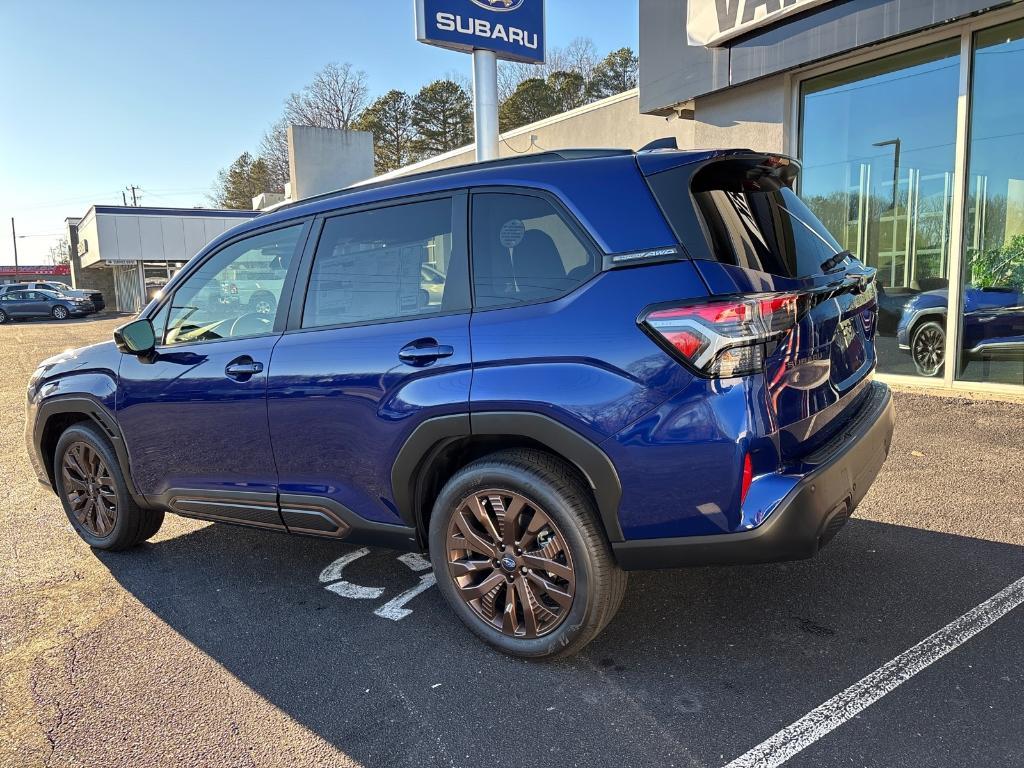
61, 441, 118, 537
446, 489, 576, 639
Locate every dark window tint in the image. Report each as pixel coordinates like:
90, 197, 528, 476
649, 162, 844, 278
303, 198, 468, 329
471, 192, 598, 308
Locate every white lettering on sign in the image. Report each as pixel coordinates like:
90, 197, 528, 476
686, 0, 832, 47
435, 11, 539, 49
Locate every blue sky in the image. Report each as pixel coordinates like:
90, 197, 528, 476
0, 1, 638, 265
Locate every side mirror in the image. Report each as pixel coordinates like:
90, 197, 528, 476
114, 318, 156, 356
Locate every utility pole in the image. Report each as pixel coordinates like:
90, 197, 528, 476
122, 190, 128, 206
125, 185, 140, 206
10, 218, 18, 276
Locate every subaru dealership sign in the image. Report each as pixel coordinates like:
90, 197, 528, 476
415, 0, 545, 64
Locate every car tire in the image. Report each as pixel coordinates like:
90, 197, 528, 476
249, 293, 277, 316
51, 305, 69, 320
54, 422, 164, 550
428, 448, 627, 659
911, 319, 945, 377
0, 309, 7, 324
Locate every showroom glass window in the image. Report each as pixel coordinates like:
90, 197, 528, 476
958, 20, 1024, 386
471, 192, 598, 308
302, 198, 468, 329
800, 40, 960, 378
163, 225, 302, 345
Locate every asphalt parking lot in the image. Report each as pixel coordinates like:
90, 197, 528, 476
2, 315, 1023, 768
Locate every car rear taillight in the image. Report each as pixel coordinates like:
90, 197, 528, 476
641, 293, 802, 377
740, 453, 753, 505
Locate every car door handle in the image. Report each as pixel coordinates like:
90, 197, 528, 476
225, 357, 264, 379
398, 340, 455, 366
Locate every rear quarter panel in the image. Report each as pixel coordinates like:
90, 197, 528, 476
469, 261, 705, 443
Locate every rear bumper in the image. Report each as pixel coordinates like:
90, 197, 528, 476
612, 382, 895, 570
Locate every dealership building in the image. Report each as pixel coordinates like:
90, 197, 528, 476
638, 0, 1024, 392
68, 207, 259, 313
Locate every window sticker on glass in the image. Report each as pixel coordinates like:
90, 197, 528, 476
500, 219, 526, 249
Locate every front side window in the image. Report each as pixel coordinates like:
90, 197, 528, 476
471, 192, 598, 308
163, 225, 302, 346
302, 198, 467, 329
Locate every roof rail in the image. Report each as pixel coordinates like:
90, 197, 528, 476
273, 148, 633, 213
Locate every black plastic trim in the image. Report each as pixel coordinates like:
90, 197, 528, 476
391, 411, 625, 543
278, 493, 417, 550
612, 382, 895, 570
391, 414, 472, 528
163, 489, 286, 531
471, 412, 624, 542
33, 395, 152, 508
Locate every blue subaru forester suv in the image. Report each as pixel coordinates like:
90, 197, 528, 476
27, 147, 895, 658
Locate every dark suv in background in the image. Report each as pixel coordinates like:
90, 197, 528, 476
26, 146, 894, 658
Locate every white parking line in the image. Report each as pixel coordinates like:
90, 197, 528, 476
722, 575, 1024, 768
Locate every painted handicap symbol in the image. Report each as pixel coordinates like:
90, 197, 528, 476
318, 549, 437, 621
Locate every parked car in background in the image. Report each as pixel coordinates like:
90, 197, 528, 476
897, 284, 1024, 376
0, 281, 105, 312
0, 289, 93, 322
25, 147, 894, 658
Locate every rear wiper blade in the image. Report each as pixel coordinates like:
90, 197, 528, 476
820, 249, 854, 272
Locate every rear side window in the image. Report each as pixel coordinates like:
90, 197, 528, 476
471, 192, 598, 308
648, 160, 843, 278
302, 198, 469, 329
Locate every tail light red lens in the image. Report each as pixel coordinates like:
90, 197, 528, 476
642, 292, 802, 377
740, 453, 753, 505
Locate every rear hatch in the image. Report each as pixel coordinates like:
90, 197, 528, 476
639, 151, 879, 459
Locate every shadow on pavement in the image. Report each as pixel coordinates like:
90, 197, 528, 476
100, 517, 1024, 767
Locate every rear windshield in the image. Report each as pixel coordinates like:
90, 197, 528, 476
647, 159, 843, 278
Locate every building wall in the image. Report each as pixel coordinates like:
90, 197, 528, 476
691, 74, 788, 154
288, 126, 375, 199
639, 0, 1013, 113
67, 219, 116, 302
370, 90, 695, 180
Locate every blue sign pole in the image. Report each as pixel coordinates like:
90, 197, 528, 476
415, 0, 546, 162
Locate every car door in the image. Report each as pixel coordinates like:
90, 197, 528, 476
267, 193, 471, 539
116, 221, 309, 526
0, 291, 25, 317
22, 291, 49, 317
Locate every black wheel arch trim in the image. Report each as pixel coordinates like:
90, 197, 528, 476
392, 411, 624, 543
34, 394, 153, 509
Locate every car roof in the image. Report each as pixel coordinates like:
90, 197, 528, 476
230, 147, 733, 253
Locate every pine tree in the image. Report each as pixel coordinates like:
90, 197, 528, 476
411, 80, 474, 158
547, 71, 588, 113
356, 90, 418, 174
499, 78, 557, 132
211, 152, 274, 210
587, 47, 639, 100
